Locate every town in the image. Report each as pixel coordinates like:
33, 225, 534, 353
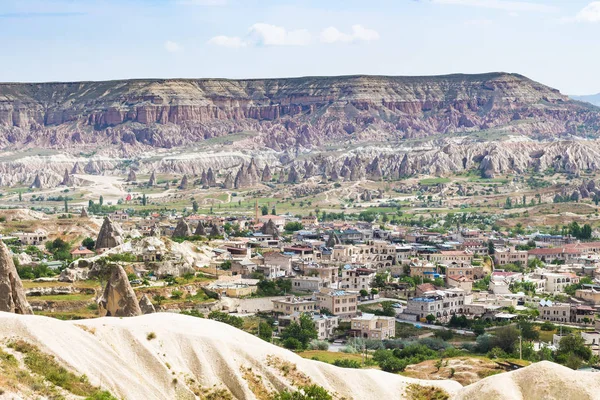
3, 189, 600, 381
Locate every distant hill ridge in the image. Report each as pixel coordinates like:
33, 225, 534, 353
0, 72, 598, 153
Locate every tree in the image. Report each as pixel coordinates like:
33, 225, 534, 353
192, 200, 199, 213
359, 289, 369, 297
142, 193, 147, 206
82, 237, 95, 250
556, 334, 592, 368
491, 325, 520, 354
99, 195, 104, 206
517, 320, 539, 341
487, 240, 496, 255
272, 207, 277, 215
152, 295, 166, 306
504, 197, 512, 209
18, 191, 22, 202
261, 205, 269, 215
64, 198, 68, 213
425, 314, 436, 323
281, 314, 318, 350
258, 321, 273, 342
373, 273, 388, 288
581, 224, 593, 240
284, 222, 304, 232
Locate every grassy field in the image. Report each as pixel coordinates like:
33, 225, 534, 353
21, 280, 99, 289
297, 350, 366, 364
27, 293, 95, 302
419, 177, 451, 185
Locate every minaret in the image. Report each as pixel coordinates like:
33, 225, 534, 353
255, 199, 259, 223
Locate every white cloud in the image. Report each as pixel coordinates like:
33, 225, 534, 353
320, 25, 380, 44
430, 0, 557, 13
207, 35, 246, 48
576, 2, 600, 22
164, 40, 183, 52
247, 23, 311, 46
209, 23, 311, 47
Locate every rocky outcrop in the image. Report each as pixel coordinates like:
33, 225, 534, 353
234, 164, 251, 189
59, 258, 91, 282
30, 174, 42, 189
260, 219, 279, 238
0, 241, 33, 314
97, 264, 142, 317
206, 168, 216, 186
222, 172, 234, 189
127, 169, 137, 182
148, 171, 156, 186
326, 231, 341, 247
80, 207, 88, 218
60, 168, 73, 186
261, 164, 272, 182
178, 174, 189, 190
95, 216, 124, 250
277, 169, 286, 183
288, 166, 300, 184
172, 218, 191, 238
138, 294, 156, 314
194, 222, 206, 236
209, 224, 222, 237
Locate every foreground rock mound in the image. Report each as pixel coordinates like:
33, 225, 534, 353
454, 360, 600, 400
97, 264, 142, 317
0, 313, 460, 400
0, 241, 33, 314
0, 313, 595, 400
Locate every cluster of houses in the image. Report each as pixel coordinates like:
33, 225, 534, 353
9, 207, 600, 348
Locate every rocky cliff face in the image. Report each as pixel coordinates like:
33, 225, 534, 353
1, 73, 597, 153
1, 73, 600, 183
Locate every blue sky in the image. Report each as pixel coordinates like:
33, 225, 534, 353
1, 0, 599, 94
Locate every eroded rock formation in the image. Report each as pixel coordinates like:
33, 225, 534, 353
95, 217, 124, 250
0, 241, 33, 314
97, 264, 142, 317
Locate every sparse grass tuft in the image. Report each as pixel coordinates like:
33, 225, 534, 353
147, 332, 157, 341
7, 340, 117, 399
406, 384, 449, 400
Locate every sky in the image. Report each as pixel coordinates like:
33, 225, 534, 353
1, 0, 600, 94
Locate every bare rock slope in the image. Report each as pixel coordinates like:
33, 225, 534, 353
0, 313, 597, 400
0, 313, 461, 400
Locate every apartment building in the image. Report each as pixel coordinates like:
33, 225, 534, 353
405, 288, 467, 321
350, 313, 396, 339
340, 267, 376, 291
493, 248, 528, 266
538, 299, 570, 323
445, 261, 484, 280
291, 276, 328, 292
429, 250, 474, 266
272, 296, 318, 316
278, 313, 339, 340
315, 289, 359, 317
408, 259, 439, 279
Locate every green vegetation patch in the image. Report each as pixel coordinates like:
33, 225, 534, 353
9, 340, 117, 399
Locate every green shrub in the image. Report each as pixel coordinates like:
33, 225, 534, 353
333, 359, 361, 368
